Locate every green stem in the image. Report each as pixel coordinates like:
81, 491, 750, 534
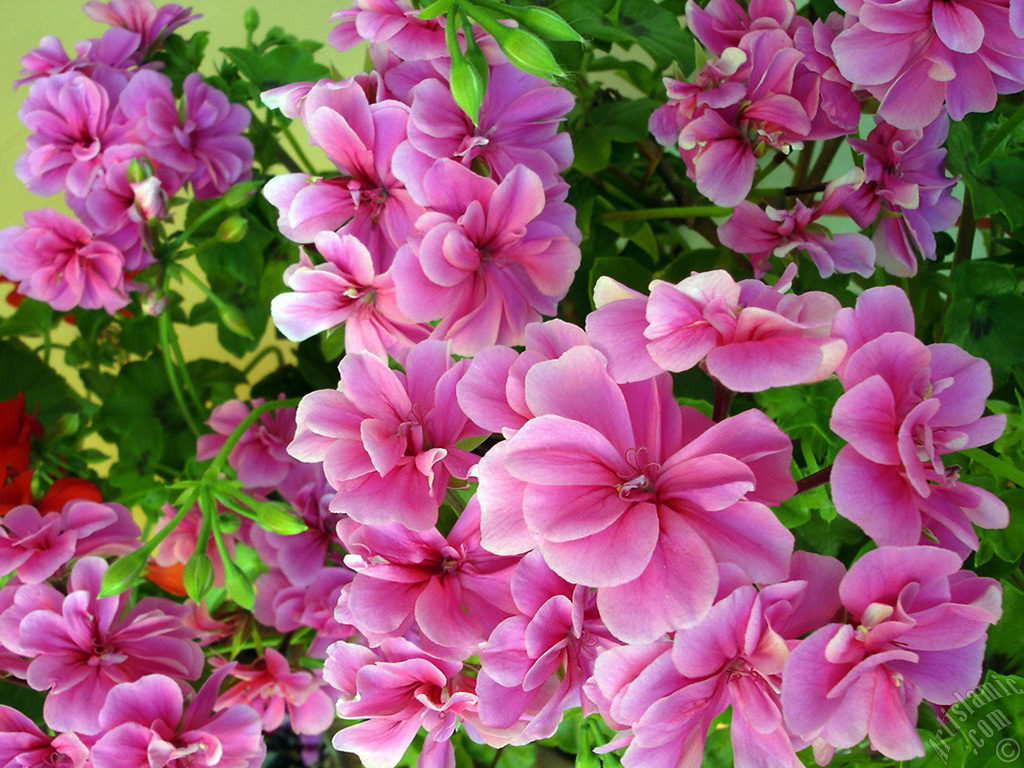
599, 206, 732, 222
158, 311, 202, 438
207, 398, 302, 477
276, 114, 318, 175
166, 314, 205, 417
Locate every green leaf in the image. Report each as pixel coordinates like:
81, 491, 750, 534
0, 339, 82, 428
619, 0, 694, 70
988, 581, 1024, 675
0, 297, 55, 338
587, 99, 660, 143
572, 127, 612, 172
220, 44, 329, 88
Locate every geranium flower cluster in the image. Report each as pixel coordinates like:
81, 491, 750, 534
649, 0, 1004, 279
0, 0, 253, 315
264, 0, 581, 359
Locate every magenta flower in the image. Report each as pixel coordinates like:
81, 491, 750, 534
782, 546, 1002, 760
90, 668, 266, 768
830, 332, 1007, 553
456, 319, 592, 435
15, 557, 203, 734
392, 160, 581, 355
196, 398, 300, 493
271, 231, 430, 360
0, 500, 140, 584
329, 0, 448, 60
14, 27, 139, 91
338, 498, 519, 654
215, 649, 336, 736
686, 0, 801, 54
586, 268, 846, 391
0, 705, 90, 768
0, 208, 129, 313
477, 346, 796, 642
476, 551, 619, 742
843, 115, 961, 276
833, 0, 1024, 128
719, 170, 876, 277
83, 0, 200, 59
325, 638, 479, 768
119, 70, 252, 199
586, 553, 845, 768
288, 340, 484, 531
397, 62, 573, 192
264, 79, 423, 268
15, 71, 131, 197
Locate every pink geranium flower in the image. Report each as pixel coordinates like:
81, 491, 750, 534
288, 340, 484, 531
270, 231, 430, 360
0, 208, 129, 313
83, 0, 200, 59
119, 70, 252, 199
0, 499, 139, 584
586, 267, 846, 391
832, 0, 1024, 128
477, 346, 796, 642
90, 668, 266, 768
782, 546, 1002, 761
0, 705, 90, 768
15, 71, 131, 197
476, 551, 619, 742
843, 115, 961, 276
215, 649, 336, 736
329, 0, 448, 60
325, 638, 480, 768
392, 160, 581, 355
14, 557, 203, 734
719, 170, 876, 277
263, 79, 423, 268
337, 498, 519, 655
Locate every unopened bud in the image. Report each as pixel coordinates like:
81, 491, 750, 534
244, 7, 260, 33
513, 6, 583, 42
489, 24, 564, 80
142, 289, 168, 317
216, 215, 248, 243
130, 176, 168, 221
126, 157, 154, 184
255, 501, 307, 535
183, 551, 215, 602
221, 180, 263, 208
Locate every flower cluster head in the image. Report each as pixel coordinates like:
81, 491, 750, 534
264, 0, 580, 361
783, 546, 1002, 761
650, 0, 860, 206
831, 0, 1024, 129
1, 3, 251, 315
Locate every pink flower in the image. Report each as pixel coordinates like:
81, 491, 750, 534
14, 28, 139, 91
90, 668, 266, 768
456, 319, 592, 435
329, 0, 448, 60
215, 649, 336, 735
586, 553, 845, 768
396, 63, 574, 192
719, 170, 875, 277
477, 346, 795, 642
324, 638, 479, 768
586, 267, 846, 391
843, 115, 961, 276
254, 567, 354, 658
0, 500, 139, 584
264, 79, 423, 268
0, 705, 90, 768
270, 231, 430, 360
392, 160, 581, 355
686, 0, 801, 54
196, 398, 300, 493
152, 502, 248, 588
337, 498, 519, 654
119, 70, 252, 199
83, 0, 200, 59
0, 209, 129, 313
782, 546, 1002, 760
830, 331, 1008, 553
476, 551, 618, 742
16, 71, 131, 198
288, 340, 484, 531
15, 557, 203, 734
832, 0, 1024, 128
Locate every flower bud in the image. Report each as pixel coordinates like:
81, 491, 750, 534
183, 551, 215, 602
512, 6, 583, 42
216, 215, 248, 243
254, 501, 307, 535
130, 176, 168, 221
126, 157, 155, 184
244, 7, 260, 33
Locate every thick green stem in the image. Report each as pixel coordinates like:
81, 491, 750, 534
241, 345, 288, 376
158, 311, 202, 438
599, 206, 732, 222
